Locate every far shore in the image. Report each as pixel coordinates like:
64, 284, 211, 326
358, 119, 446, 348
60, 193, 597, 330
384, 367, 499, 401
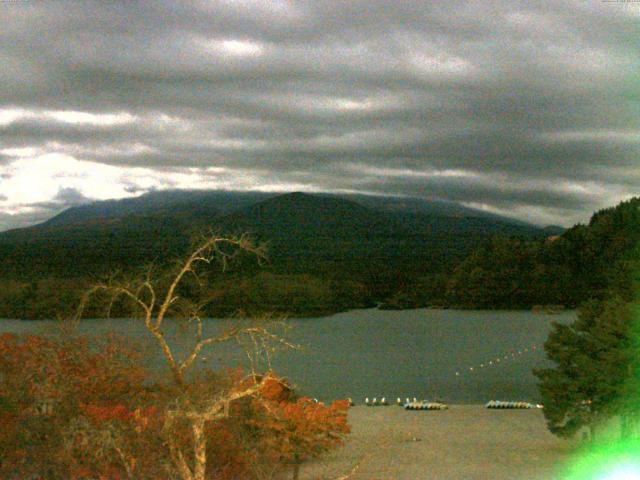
0, 304, 575, 322
301, 405, 579, 480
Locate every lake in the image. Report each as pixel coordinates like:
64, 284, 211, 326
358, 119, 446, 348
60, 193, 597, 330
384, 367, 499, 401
0, 308, 574, 404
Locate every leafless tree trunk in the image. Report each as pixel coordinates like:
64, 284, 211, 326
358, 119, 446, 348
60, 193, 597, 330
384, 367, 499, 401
192, 417, 206, 480
75, 233, 295, 480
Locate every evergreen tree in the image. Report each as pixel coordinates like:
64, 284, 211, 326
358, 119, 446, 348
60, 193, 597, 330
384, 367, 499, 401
535, 297, 639, 439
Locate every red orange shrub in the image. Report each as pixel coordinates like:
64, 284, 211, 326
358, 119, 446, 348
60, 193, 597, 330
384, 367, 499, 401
0, 334, 350, 479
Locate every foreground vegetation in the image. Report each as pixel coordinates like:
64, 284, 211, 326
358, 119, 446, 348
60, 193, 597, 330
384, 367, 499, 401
0, 234, 350, 479
0, 333, 349, 479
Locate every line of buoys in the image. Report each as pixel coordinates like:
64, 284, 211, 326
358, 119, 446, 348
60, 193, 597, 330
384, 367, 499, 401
485, 400, 542, 409
404, 401, 449, 410
455, 344, 541, 377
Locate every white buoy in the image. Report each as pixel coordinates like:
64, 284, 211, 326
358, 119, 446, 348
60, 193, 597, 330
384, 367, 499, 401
381, 397, 388, 406
397, 397, 402, 406
372, 397, 378, 406
365, 397, 370, 406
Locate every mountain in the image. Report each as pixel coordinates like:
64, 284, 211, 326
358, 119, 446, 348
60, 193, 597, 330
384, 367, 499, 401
0, 191, 634, 319
0, 189, 588, 319
0, 190, 549, 282
345, 193, 526, 222
35, 189, 537, 229
41, 190, 276, 227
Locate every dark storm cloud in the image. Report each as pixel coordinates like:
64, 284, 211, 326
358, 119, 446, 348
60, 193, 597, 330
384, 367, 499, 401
0, 211, 53, 232
0, 0, 638, 230
10, 188, 92, 216
0, 187, 92, 233
51, 187, 92, 206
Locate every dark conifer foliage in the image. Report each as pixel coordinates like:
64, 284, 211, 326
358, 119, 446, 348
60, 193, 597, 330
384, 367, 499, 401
535, 298, 638, 438
442, 197, 640, 309
533, 198, 640, 439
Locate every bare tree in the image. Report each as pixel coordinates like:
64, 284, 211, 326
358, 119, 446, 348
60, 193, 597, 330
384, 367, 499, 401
75, 233, 296, 480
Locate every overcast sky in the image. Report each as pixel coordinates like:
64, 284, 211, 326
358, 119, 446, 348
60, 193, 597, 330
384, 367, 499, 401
0, 0, 638, 230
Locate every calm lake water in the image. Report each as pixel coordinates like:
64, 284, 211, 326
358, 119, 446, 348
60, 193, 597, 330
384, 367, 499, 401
0, 308, 574, 404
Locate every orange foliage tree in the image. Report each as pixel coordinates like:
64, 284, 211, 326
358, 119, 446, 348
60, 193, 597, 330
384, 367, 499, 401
0, 332, 351, 479
201, 374, 351, 479
28, 233, 352, 480
247, 377, 351, 479
0, 332, 164, 479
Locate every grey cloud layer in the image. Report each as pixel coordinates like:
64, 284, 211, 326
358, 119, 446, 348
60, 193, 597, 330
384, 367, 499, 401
0, 0, 638, 228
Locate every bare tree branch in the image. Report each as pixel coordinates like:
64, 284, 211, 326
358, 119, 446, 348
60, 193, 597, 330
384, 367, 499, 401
74, 233, 293, 479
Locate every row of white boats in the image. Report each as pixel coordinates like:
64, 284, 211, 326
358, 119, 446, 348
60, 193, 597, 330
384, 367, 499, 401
343, 397, 543, 410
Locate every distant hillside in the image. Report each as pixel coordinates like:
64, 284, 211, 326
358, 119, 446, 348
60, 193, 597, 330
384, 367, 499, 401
0, 189, 568, 319
347, 193, 537, 225
41, 190, 276, 227
34, 189, 540, 229
0, 190, 548, 281
440, 197, 640, 309
0, 191, 633, 319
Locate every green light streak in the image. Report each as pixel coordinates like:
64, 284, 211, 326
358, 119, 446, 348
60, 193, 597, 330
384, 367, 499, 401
561, 300, 640, 480
561, 438, 640, 480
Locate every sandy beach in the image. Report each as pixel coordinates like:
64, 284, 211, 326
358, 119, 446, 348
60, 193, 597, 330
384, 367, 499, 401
302, 405, 579, 480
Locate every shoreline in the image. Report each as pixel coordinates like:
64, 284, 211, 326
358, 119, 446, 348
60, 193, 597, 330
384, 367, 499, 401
302, 405, 578, 480
0, 305, 576, 322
